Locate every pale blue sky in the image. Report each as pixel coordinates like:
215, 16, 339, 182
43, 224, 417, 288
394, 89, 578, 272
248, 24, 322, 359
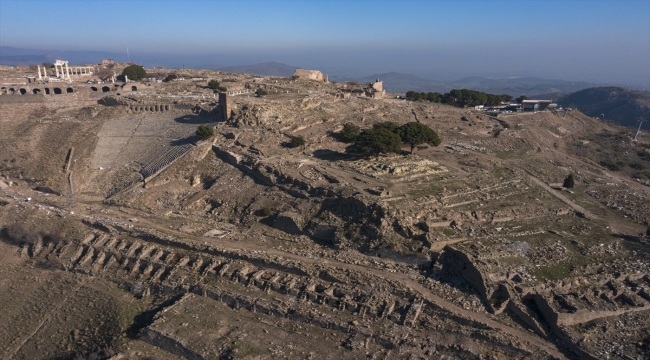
1, 0, 649, 85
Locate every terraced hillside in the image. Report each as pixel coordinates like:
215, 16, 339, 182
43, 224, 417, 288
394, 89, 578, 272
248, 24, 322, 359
1, 66, 649, 359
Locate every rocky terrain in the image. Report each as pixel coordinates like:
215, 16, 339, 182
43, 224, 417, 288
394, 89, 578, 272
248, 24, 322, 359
1, 64, 649, 360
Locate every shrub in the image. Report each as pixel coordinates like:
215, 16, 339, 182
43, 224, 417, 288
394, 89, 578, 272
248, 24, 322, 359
289, 136, 306, 148
122, 64, 146, 81
563, 174, 575, 188
600, 159, 620, 171
260, 207, 273, 217
196, 125, 215, 140
164, 74, 177, 82
633, 170, 650, 179
340, 123, 360, 143
207, 80, 227, 92
255, 88, 268, 96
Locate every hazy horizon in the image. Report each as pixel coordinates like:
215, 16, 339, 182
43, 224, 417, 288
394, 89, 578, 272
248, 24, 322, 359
1, 0, 649, 87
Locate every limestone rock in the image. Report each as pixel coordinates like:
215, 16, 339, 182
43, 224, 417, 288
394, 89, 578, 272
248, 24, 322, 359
273, 211, 305, 235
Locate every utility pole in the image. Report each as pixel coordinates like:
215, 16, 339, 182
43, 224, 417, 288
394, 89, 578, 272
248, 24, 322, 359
633, 119, 644, 142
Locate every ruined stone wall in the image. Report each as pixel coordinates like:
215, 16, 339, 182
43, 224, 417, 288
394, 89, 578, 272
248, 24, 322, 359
292, 69, 328, 83
218, 92, 230, 120
439, 246, 495, 311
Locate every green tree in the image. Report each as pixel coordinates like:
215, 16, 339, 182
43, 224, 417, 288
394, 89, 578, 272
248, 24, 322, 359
208, 80, 226, 92
396, 122, 441, 154
196, 124, 215, 140
289, 135, 306, 148
372, 121, 400, 132
501, 94, 514, 103
255, 88, 268, 96
354, 128, 402, 156
515, 95, 529, 103
427, 92, 441, 102
405, 91, 421, 101
122, 64, 146, 81
340, 123, 360, 143
563, 174, 575, 188
164, 73, 177, 82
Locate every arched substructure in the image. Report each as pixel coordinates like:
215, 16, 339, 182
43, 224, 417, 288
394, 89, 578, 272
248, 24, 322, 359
53, 88, 62, 95
44, 88, 50, 95
90, 87, 98, 91
131, 86, 137, 91
8, 88, 15, 94
102, 86, 110, 93
32, 88, 41, 94
0, 87, 6, 95
19, 88, 27, 95
155, 105, 159, 111
66, 88, 73, 93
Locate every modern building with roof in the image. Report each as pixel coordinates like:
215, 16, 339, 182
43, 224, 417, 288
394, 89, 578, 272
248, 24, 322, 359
522, 99, 554, 112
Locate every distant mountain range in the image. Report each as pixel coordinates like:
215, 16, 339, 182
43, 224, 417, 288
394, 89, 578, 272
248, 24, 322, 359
0, 47, 610, 98
0, 46, 126, 66
341, 72, 601, 97
557, 87, 650, 127
218, 62, 299, 76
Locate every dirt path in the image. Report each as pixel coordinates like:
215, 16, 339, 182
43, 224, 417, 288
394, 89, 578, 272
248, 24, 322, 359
525, 173, 597, 220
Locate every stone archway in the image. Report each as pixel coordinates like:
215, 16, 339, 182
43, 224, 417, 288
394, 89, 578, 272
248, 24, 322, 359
8, 88, 15, 94
66, 88, 73, 93
44, 88, 50, 94
33, 88, 41, 94
54, 88, 62, 94
131, 86, 137, 91
19, 88, 27, 95
91, 87, 98, 91
102, 86, 110, 93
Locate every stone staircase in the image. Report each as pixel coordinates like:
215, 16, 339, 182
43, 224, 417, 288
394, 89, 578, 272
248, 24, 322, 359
140, 143, 194, 180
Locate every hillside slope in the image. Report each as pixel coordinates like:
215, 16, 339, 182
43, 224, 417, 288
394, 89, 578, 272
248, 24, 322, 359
558, 86, 650, 127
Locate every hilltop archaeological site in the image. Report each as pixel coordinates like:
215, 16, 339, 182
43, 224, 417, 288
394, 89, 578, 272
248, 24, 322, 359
0, 61, 649, 360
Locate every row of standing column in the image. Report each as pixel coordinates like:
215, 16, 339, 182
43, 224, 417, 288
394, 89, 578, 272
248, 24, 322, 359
37, 64, 93, 80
